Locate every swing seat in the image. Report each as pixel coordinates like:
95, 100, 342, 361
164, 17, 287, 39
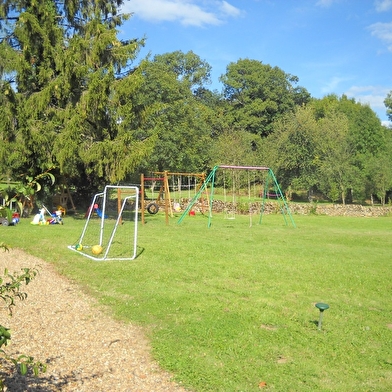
225, 210, 236, 220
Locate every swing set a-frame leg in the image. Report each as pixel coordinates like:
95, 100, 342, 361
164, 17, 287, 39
259, 169, 296, 227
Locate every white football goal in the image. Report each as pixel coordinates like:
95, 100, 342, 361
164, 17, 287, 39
69, 185, 139, 261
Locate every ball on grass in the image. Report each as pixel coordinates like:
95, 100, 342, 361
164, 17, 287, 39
92, 245, 103, 255
75, 243, 83, 251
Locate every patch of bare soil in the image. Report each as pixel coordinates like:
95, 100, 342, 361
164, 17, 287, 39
1, 249, 189, 391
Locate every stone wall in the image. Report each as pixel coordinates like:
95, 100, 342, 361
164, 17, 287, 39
289, 203, 392, 217
186, 199, 392, 217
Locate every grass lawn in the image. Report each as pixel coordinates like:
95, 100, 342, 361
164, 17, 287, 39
1, 209, 392, 391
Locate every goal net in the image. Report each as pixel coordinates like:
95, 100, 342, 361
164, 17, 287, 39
69, 185, 139, 260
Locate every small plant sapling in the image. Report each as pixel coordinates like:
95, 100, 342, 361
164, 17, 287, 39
0, 246, 46, 391
0, 169, 55, 217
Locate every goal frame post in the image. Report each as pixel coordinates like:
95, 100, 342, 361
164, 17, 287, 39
68, 185, 139, 260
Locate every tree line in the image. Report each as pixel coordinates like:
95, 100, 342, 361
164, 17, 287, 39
1, 0, 392, 207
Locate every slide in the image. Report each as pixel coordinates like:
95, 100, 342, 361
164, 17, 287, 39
95, 207, 107, 219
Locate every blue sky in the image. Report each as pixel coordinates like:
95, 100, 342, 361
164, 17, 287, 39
120, 0, 392, 126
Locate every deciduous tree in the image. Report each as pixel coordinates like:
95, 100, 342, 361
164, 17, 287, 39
265, 105, 319, 191
132, 52, 214, 173
384, 91, 392, 122
220, 58, 310, 137
365, 128, 392, 205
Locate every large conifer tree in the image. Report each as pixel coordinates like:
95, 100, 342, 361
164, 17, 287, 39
0, 0, 154, 191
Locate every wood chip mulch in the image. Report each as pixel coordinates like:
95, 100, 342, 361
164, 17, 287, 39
1, 249, 190, 392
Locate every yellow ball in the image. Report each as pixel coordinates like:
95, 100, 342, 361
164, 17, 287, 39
75, 243, 83, 251
92, 245, 103, 255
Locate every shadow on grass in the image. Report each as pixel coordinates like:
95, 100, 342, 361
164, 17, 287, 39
136, 246, 145, 258
309, 320, 319, 328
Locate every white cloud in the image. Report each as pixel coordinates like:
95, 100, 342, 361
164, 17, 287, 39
316, 0, 339, 7
345, 85, 391, 120
321, 76, 350, 94
121, 0, 242, 27
375, 0, 392, 12
220, 1, 242, 17
368, 22, 392, 51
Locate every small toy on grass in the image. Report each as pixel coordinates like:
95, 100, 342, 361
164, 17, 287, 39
12, 212, 20, 225
91, 245, 103, 255
31, 208, 46, 225
0, 207, 18, 226
31, 205, 63, 225
75, 243, 83, 251
43, 205, 63, 225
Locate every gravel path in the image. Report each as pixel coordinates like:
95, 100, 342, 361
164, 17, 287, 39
1, 249, 190, 392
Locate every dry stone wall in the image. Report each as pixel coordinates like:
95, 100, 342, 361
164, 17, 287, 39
185, 199, 392, 217
289, 203, 392, 217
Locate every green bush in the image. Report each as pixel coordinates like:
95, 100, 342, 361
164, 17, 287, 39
0, 248, 46, 391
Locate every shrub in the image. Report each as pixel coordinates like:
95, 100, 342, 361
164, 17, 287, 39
0, 246, 46, 391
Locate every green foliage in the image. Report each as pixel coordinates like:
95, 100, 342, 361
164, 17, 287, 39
308, 200, 318, 214
267, 100, 388, 203
365, 130, 392, 205
0, 264, 46, 389
151, 50, 212, 90
0, 0, 391, 203
0, 267, 37, 315
0, 0, 151, 189
0, 170, 55, 214
266, 105, 319, 189
313, 94, 385, 157
0, 326, 11, 348
384, 91, 392, 121
208, 129, 261, 168
220, 58, 310, 136
315, 110, 356, 204
133, 52, 214, 173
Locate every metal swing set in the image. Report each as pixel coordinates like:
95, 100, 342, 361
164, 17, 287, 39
178, 165, 296, 228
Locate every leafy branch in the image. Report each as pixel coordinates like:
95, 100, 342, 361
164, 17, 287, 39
0, 256, 46, 390
0, 267, 38, 316
0, 169, 56, 215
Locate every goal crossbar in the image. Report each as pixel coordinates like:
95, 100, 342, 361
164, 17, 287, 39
68, 185, 139, 260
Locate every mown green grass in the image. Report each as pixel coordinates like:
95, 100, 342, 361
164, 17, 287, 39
1, 211, 392, 391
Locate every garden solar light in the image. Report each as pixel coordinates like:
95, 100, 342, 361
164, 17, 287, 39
315, 303, 329, 330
